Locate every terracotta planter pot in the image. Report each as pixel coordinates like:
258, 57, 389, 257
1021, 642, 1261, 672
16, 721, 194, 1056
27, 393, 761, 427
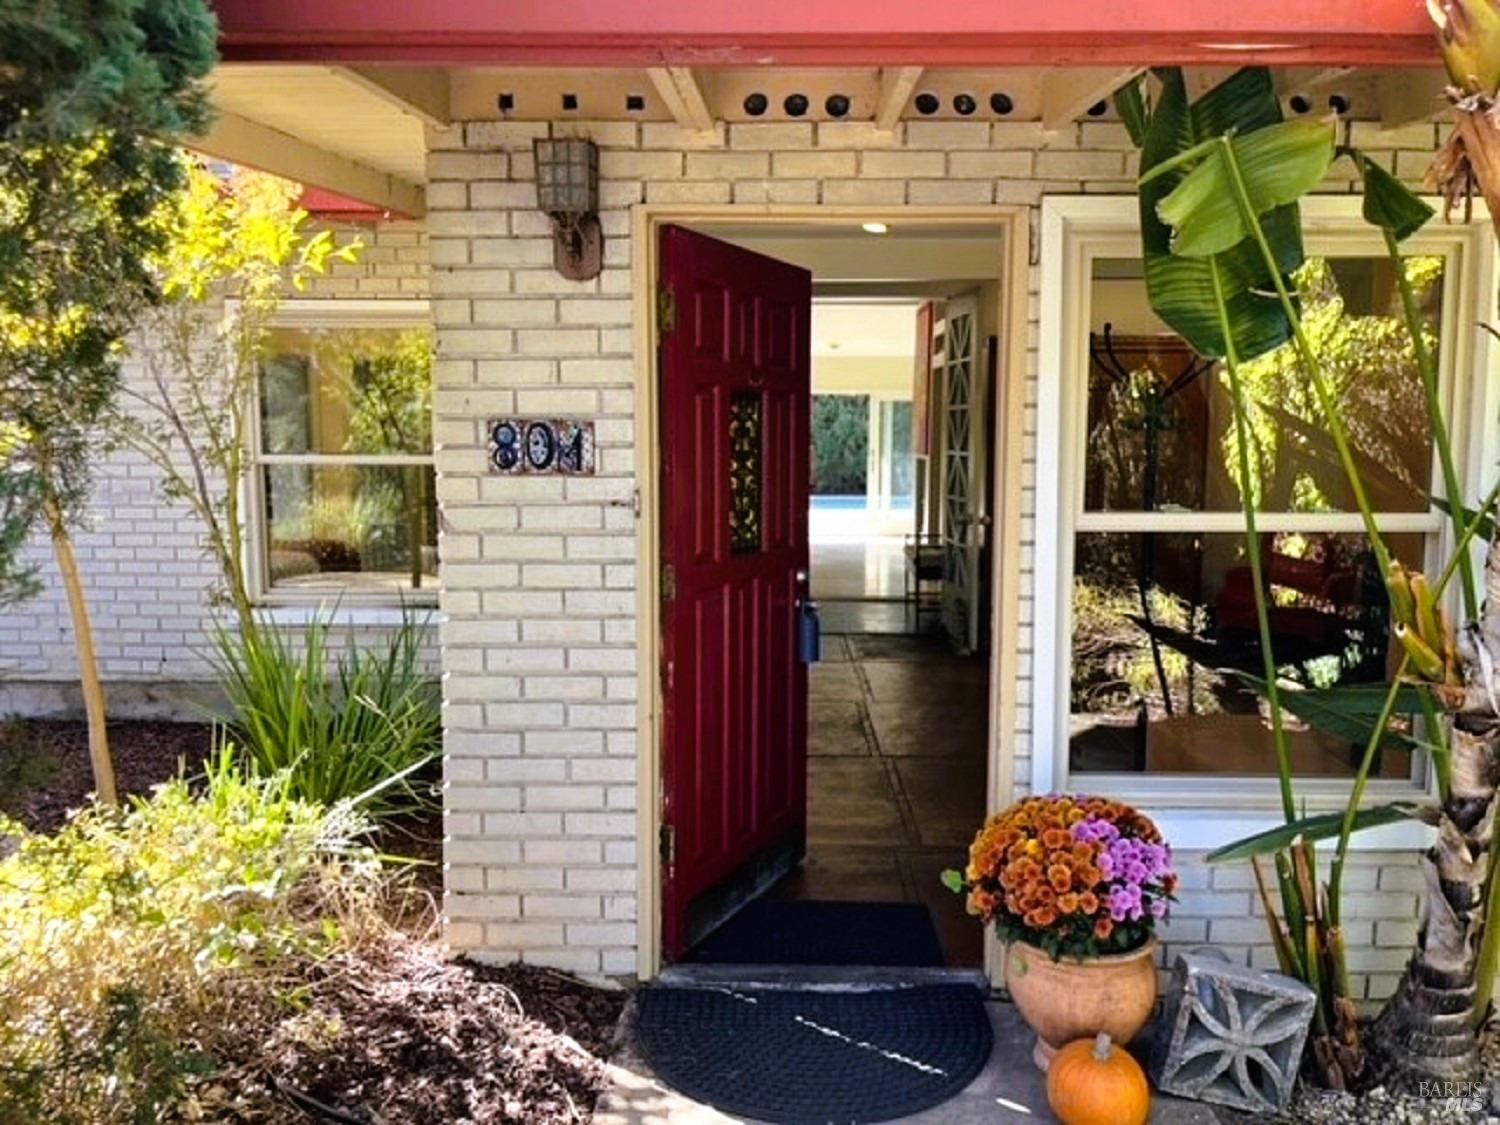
1004, 937, 1159, 1071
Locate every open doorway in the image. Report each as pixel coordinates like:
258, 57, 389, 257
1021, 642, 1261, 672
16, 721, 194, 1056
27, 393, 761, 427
651, 216, 1014, 974
807, 301, 918, 635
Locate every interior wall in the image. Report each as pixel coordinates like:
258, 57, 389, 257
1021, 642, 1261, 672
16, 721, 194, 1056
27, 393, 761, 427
812, 353, 912, 395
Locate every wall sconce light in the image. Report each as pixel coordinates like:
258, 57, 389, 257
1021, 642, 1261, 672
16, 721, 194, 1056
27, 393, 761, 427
534, 137, 602, 281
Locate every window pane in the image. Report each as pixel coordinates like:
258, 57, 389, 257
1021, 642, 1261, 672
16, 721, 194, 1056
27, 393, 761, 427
264, 464, 437, 590
260, 326, 434, 456
882, 399, 916, 508
1069, 530, 1425, 778
811, 394, 869, 497
1086, 256, 1442, 513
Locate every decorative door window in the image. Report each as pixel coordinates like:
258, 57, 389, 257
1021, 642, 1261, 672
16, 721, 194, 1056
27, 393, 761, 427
729, 389, 763, 553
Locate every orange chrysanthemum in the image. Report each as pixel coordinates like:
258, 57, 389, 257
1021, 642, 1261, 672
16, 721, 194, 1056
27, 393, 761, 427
952, 792, 1170, 958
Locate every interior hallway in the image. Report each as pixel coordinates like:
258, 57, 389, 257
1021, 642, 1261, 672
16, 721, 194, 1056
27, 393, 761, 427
810, 539, 908, 601
769, 629, 990, 968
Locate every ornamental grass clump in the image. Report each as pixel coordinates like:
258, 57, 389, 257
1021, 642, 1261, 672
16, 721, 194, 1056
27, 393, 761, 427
948, 794, 1177, 960
211, 607, 439, 817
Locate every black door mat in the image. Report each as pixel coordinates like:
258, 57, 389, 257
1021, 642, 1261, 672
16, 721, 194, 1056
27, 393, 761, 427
685, 900, 945, 967
635, 983, 993, 1124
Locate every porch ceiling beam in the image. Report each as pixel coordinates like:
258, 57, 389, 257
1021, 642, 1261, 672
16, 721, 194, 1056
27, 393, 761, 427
1040, 67, 1144, 132
1377, 68, 1449, 130
875, 67, 923, 133
1184, 67, 1242, 101
647, 67, 715, 135
338, 66, 451, 127
189, 112, 426, 217
214, 0, 1440, 66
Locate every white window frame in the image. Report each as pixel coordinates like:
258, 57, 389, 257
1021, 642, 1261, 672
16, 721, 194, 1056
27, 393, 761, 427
244, 298, 436, 607
1034, 196, 1498, 849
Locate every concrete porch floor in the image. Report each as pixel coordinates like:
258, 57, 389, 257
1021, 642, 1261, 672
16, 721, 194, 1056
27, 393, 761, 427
595, 999, 1225, 1125
769, 628, 990, 968
601, 630, 1228, 1123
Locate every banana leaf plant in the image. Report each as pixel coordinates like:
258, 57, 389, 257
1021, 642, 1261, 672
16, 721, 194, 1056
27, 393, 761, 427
1118, 64, 1500, 1089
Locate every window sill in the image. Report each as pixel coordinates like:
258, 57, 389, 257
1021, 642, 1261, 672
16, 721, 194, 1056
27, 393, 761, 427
253, 602, 442, 630
1143, 806, 1434, 854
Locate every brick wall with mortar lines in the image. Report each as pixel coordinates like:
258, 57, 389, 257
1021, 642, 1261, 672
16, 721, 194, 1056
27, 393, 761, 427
0, 220, 434, 716
428, 114, 1440, 993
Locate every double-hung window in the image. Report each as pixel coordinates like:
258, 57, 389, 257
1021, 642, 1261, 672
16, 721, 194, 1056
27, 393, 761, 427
1035, 197, 1497, 841
249, 300, 436, 601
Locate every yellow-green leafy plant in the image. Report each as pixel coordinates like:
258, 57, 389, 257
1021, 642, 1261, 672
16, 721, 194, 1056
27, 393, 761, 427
118, 164, 362, 639
0, 749, 387, 1123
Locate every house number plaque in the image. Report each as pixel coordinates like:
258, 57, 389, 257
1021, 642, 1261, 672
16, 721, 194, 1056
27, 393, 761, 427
487, 418, 596, 475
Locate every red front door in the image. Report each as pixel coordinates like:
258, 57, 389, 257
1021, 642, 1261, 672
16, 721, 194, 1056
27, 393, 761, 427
658, 225, 812, 960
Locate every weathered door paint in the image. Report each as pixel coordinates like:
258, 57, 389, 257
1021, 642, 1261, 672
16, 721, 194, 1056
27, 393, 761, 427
657, 225, 812, 960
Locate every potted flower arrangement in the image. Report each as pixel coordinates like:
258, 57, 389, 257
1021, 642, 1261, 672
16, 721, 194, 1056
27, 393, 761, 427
944, 794, 1176, 1070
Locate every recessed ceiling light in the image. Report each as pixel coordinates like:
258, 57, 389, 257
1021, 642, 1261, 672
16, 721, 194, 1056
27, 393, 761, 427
862, 222, 889, 234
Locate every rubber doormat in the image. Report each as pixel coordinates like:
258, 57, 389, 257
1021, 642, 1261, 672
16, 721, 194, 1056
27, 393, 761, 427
685, 900, 945, 967
634, 983, 993, 1124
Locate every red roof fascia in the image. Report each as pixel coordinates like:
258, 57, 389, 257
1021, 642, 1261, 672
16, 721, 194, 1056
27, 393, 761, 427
296, 185, 400, 223
214, 0, 1438, 67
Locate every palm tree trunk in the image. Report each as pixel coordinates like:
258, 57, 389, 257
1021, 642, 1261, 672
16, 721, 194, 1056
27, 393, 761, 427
44, 498, 116, 807
1370, 534, 1500, 1085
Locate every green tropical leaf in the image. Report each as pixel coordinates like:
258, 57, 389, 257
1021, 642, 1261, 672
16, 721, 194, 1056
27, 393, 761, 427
1434, 493, 1497, 541
1114, 77, 1149, 148
1135, 67, 1306, 360
1354, 152, 1435, 241
1207, 801, 1433, 862
1230, 672, 1440, 754
1157, 119, 1337, 258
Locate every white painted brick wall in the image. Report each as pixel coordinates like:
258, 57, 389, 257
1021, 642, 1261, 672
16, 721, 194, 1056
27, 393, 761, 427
0, 220, 435, 715
427, 114, 1438, 985
0, 113, 1432, 991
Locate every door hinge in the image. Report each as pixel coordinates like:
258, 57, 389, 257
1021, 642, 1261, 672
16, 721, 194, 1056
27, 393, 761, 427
659, 823, 676, 868
657, 284, 676, 339
661, 561, 677, 602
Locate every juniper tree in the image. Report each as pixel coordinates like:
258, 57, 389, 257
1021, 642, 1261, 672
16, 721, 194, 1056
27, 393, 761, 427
0, 0, 218, 803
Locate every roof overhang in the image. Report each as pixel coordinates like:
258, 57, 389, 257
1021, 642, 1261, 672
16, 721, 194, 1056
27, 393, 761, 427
214, 0, 1437, 68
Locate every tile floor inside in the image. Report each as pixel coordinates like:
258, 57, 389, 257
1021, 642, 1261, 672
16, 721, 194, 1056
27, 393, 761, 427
767, 621, 990, 969
810, 538, 910, 600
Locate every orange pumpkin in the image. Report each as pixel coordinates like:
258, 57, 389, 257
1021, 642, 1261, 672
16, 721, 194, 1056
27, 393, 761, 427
1045, 1031, 1150, 1125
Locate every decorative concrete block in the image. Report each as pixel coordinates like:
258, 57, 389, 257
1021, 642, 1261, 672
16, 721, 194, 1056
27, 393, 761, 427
1150, 949, 1317, 1115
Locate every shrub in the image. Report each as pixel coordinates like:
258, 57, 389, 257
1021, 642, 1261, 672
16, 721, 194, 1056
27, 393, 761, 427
0, 750, 383, 1124
211, 609, 439, 816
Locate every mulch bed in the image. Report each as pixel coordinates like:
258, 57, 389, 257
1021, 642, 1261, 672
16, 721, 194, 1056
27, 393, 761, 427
4, 717, 630, 1123
176, 940, 626, 1124
0, 717, 216, 832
